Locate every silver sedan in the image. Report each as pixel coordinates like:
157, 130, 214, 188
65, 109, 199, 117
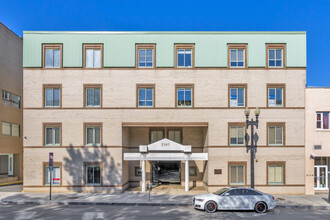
193, 187, 276, 213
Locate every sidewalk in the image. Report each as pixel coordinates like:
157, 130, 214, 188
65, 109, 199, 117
1, 191, 330, 209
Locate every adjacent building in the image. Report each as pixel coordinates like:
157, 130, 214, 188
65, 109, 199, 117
23, 31, 306, 194
0, 22, 23, 184
305, 87, 330, 194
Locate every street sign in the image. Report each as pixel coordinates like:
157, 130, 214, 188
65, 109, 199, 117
49, 152, 54, 169
49, 152, 54, 200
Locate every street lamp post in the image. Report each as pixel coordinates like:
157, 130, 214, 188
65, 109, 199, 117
244, 107, 260, 189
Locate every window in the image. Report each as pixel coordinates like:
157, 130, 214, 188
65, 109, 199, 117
229, 162, 246, 185
268, 123, 284, 146
268, 88, 283, 107
137, 85, 154, 108
43, 44, 62, 68
83, 44, 102, 68
2, 122, 20, 137
267, 162, 285, 185
45, 165, 61, 186
228, 44, 247, 68
2, 90, 21, 108
85, 124, 102, 146
189, 167, 197, 176
45, 125, 60, 146
85, 164, 101, 185
316, 112, 329, 130
84, 85, 102, 107
150, 129, 164, 143
229, 85, 246, 107
229, 124, 245, 146
44, 86, 61, 108
267, 44, 285, 68
267, 84, 285, 107
136, 44, 155, 68
176, 85, 193, 107
168, 129, 182, 144
175, 44, 194, 68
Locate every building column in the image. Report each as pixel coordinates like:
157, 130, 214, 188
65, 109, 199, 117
142, 159, 146, 192
185, 160, 189, 191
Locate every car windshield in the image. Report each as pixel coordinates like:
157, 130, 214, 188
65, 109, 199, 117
213, 188, 230, 195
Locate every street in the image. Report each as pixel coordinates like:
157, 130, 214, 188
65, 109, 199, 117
0, 203, 329, 220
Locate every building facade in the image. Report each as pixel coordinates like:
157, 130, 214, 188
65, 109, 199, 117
23, 31, 306, 194
305, 88, 330, 194
0, 22, 23, 183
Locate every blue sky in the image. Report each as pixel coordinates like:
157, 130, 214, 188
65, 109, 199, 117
1, 0, 329, 86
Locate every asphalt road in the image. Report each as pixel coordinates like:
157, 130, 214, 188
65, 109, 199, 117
0, 203, 329, 220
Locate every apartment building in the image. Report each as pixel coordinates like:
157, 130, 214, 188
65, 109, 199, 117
0, 22, 23, 184
305, 87, 330, 194
23, 31, 306, 194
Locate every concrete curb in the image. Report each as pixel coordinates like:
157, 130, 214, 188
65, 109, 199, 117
2, 198, 330, 209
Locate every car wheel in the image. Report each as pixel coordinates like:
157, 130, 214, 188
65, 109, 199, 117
254, 201, 267, 213
204, 201, 217, 213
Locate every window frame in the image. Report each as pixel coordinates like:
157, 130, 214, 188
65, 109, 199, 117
149, 128, 165, 144
84, 162, 103, 186
84, 123, 102, 146
1, 90, 21, 109
167, 128, 183, 144
227, 44, 247, 68
267, 161, 285, 185
175, 44, 195, 68
43, 84, 62, 108
83, 44, 103, 68
83, 84, 102, 108
228, 122, 246, 146
43, 162, 62, 186
228, 84, 247, 108
136, 84, 155, 108
266, 44, 286, 68
228, 161, 247, 186
1, 122, 20, 137
267, 84, 285, 108
43, 123, 62, 147
42, 44, 63, 68
136, 44, 156, 69
267, 122, 285, 146
175, 84, 194, 108
316, 112, 330, 130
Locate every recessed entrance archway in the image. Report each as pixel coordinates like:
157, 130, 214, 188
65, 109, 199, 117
124, 138, 208, 192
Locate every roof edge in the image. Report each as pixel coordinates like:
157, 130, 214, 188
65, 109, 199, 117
23, 31, 307, 35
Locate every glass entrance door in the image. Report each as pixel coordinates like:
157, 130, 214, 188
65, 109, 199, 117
314, 165, 328, 190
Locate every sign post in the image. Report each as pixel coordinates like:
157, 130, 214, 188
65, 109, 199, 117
49, 152, 53, 200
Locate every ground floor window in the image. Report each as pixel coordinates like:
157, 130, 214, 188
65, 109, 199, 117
150, 129, 164, 143
45, 166, 61, 186
267, 162, 285, 185
229, 162, 246, 185
85, 163, 101, 185
168, 129, 182, 144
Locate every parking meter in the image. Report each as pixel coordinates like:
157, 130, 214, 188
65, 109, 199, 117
147, 183, 152, 201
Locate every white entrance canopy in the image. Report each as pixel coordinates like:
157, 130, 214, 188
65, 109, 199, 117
123, 138, 208, 192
